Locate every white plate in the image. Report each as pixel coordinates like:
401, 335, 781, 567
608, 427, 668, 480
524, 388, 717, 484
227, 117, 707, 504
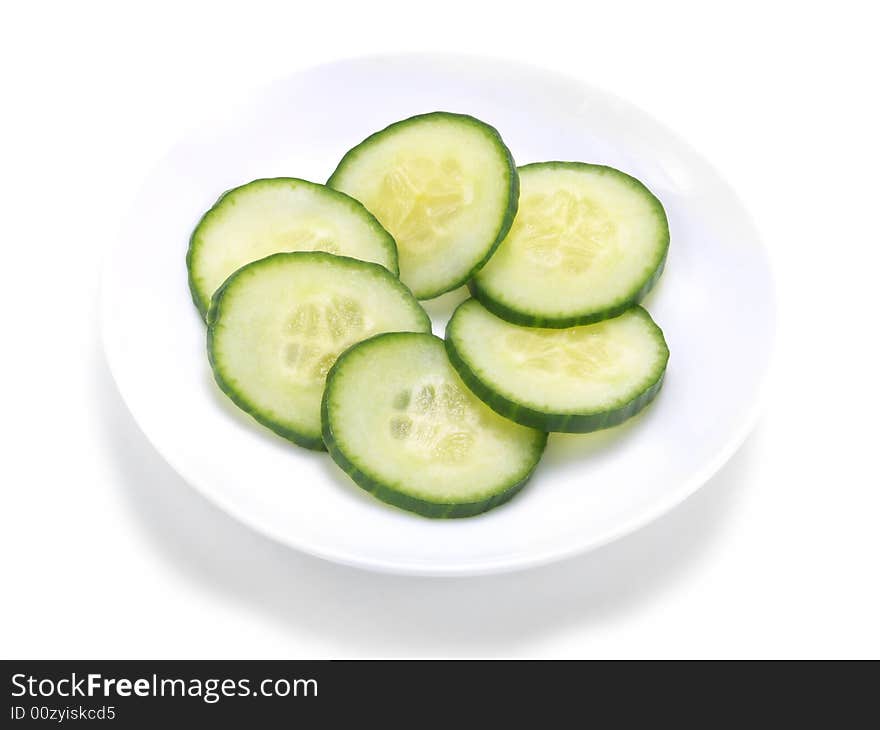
102, 54, 774, 576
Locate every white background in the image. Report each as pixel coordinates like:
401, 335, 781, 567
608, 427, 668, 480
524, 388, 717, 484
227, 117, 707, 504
2, 0, 878, 658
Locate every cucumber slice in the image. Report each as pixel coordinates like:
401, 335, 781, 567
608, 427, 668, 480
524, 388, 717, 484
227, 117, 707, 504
472, 162, 669, 327
327, 112, 518, 300
322, 332, 547, 518
446, 299, 668, 433
208, 252, 430, 450
188, 177, 398, 319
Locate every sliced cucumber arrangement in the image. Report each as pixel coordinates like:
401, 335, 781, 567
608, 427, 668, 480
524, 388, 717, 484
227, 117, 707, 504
446, 299, 668, 433
327, 112, 518, 299
322, 332, 547, 517
472, 162, 669, 328
208, 252, 430, 449
188, 177, 398, 319
186, 112, 675, 518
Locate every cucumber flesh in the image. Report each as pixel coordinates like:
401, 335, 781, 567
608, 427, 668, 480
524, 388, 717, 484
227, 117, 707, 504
328, 112, 518, 300
188, 177, 398, 319
208, 252, 430, 449
472, 162, 668, 327
322, 332, 547, 517
446, 299, 668, 433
